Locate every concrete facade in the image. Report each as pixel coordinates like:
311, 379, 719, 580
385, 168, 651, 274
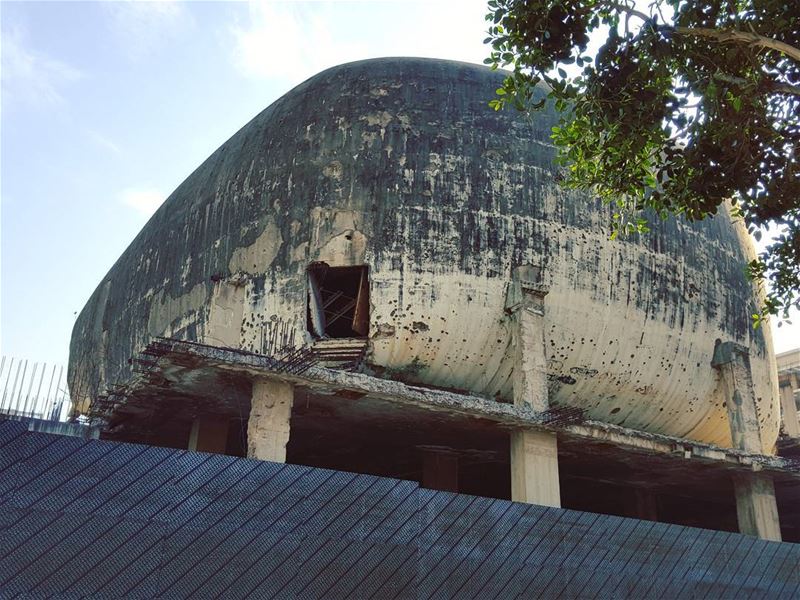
64, 59, 799, 546
69, 58, 780, 452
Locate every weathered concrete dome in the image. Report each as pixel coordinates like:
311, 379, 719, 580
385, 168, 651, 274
69, 57, 780, 451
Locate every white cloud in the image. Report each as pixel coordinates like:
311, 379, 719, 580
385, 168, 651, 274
1, 27, 83, 108
103, 0, 189, 61
120, 188, 165, 217
87, 131, 122, 155
230, 1, 368, 82
230, 1, 491, 84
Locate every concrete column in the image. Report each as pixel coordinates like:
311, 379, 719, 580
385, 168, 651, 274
422, 450, 459, 493
247, 379, 293, 462
712, 341, 781, 540
632, 489, 659, 521
509, 265, 560, 507
711, 342, 763, 453
732, 472, 782, 541
780, 377, 799, 438
188, 416, 229, 454
510, 430, 560, 507
511, 267, 549, 412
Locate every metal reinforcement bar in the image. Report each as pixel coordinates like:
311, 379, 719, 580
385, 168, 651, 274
89, 338, 323, 421
0, 357, 70, 422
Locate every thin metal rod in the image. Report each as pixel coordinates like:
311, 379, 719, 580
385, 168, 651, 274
321, 289, 345, 309
1, 357, 15, 409
325, 299, 357, 325
12, 360, 27, 417
21, 362, 39, 417
33, 363, 47, 420
45, 363, 57, 412
52, 366, 65, 419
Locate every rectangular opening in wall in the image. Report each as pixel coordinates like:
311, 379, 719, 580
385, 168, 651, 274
307, 264, 369, 339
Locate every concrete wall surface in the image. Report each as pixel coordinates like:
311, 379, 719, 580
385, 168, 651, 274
69, 57, 780, 450
0, 419, 797, 599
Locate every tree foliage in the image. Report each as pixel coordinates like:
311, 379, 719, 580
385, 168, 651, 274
485, 0, 800, 326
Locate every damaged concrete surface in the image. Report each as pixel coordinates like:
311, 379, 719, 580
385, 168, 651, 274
101, 339, 796, 479
69, 57, 779, 450
92, 339, 800, 538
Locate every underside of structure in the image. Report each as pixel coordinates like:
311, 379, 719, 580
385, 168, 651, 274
92, 338, 800, 543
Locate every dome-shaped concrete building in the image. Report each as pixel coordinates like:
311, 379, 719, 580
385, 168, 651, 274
69, 58, 793, 540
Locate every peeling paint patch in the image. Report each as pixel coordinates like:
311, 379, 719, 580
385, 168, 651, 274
362, 110, 393, 128
316, 229, 368, 266
228, 218, 283, 274
412, 321, 429, 332
290, 241, 309, 264
322, 161, 343, 181
373, 323, 396, 338
206, 281, 245, 348
147, 283, 208, 338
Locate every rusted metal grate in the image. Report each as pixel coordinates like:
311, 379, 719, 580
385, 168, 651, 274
539, 405, 587, 426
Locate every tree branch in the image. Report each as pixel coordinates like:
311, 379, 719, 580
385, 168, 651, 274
771, 82, 800, 96
601, 1, 650, 22
675, 27, 800, 63
595, 3, 800, 64
713, 72, 800, 97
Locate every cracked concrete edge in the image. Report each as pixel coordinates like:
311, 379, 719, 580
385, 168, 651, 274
111, 338, 798, 478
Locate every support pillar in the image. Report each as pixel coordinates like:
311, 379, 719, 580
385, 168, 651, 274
188, 416, 229, 454
732, 472, 782, 542
779, 375, 799, 438
712, 341, 781, 540
247, 378, 293, 462
509, 265, 560, 508
631, 489, 659, 521
422, 449, 459, 493
510, 430, 560, 507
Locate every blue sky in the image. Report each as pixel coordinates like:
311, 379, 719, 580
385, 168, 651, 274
1, 0, 797, 374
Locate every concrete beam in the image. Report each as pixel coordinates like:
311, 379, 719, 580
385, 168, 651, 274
188, 417, 229, 454
510, 266, 549, 412
122, 339, 800, 478
711, 341, 764, 454
247, 379, 293, 462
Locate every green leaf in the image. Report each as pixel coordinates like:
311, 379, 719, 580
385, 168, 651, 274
481, 0, 800, 325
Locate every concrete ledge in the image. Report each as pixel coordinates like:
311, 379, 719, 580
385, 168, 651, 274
96, 338, 800, 481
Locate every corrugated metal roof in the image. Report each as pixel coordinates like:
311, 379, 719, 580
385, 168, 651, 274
0, 418, 797, 598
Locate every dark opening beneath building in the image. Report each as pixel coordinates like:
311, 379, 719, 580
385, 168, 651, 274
307, 264, 369, 339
